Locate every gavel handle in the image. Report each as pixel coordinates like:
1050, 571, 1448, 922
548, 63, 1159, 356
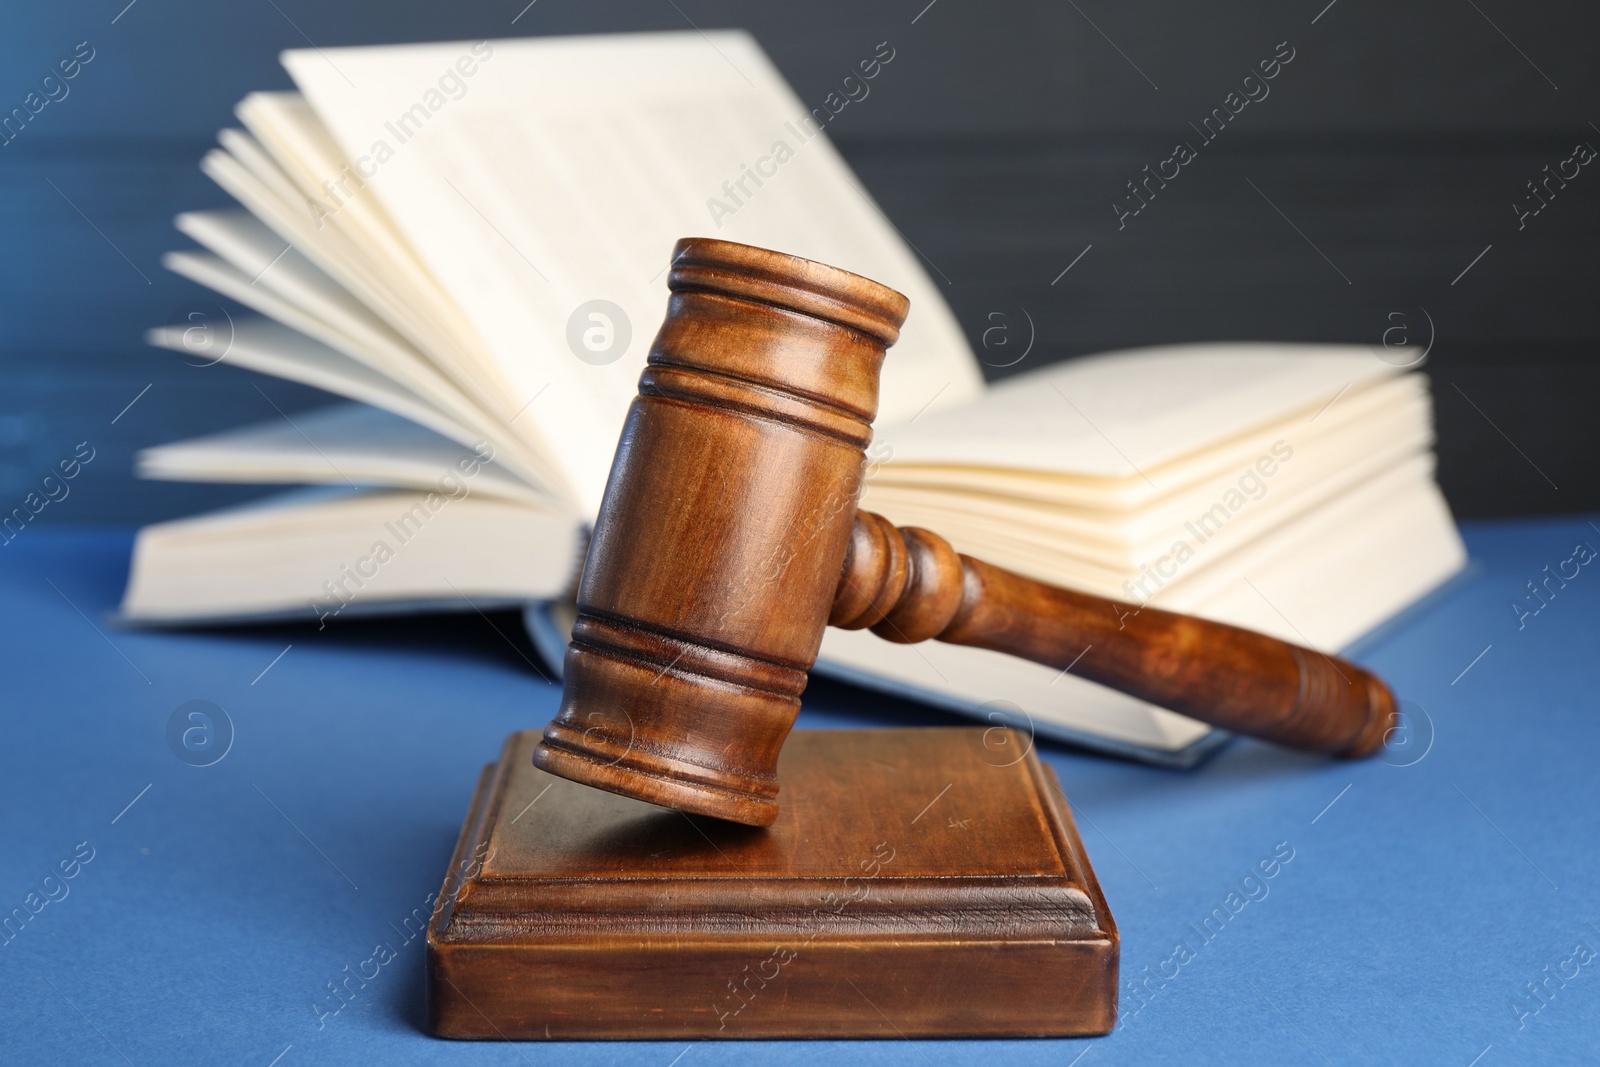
830, 511, 1393, 757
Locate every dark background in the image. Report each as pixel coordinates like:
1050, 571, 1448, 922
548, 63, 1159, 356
3, 0, 1594, 524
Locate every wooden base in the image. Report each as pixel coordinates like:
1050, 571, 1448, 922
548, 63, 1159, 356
427, 727, 1117, 1039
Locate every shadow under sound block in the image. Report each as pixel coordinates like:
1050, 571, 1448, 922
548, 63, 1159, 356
427, 727, 1117, 1039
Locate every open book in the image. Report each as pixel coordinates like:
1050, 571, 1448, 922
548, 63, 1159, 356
125, 32, 1467, 765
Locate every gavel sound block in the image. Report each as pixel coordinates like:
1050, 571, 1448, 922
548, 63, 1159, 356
427, 728, 1117, 1039
533, 238, 1394, 827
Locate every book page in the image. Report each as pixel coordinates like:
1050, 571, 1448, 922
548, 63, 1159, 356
875, 344, 1408, 481
282, 32, 982, 516
144, 317, 551, 491
137, 403, 543, 505
167, 211, 552, 488
121, 488, 582, 624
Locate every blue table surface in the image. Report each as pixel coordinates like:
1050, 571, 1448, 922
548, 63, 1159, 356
2, 517, 1597, 1066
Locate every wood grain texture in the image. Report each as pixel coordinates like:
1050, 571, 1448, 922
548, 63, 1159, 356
535, 237, 1396, 827
534, 237, 912, 826
834, 510, 1394, 758
430, 727, 1118, 1039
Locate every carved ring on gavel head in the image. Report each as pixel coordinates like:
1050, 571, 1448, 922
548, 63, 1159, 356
532, 238, 1396, 827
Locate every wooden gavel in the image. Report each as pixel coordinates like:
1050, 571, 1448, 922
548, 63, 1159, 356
533, 238, 1394, 826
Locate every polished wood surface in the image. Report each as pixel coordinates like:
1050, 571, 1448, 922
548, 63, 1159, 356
535, 237, 1395, 827
835, 509, 1394, 759
430, 728, 1118, 1039
534, 238, 910, 826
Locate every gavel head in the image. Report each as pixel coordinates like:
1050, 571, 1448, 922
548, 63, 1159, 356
532, 238, 909, 826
